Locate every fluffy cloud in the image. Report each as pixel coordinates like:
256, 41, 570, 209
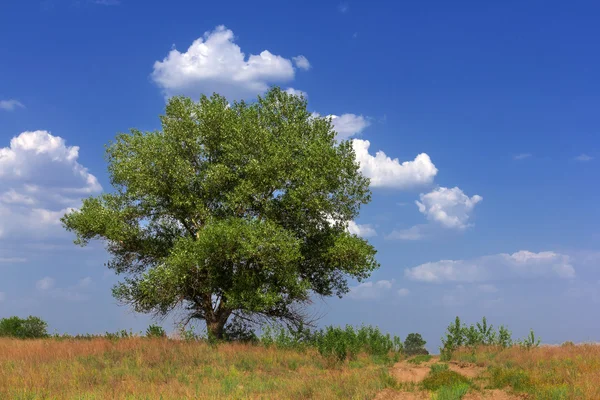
416, 187, 482, 230
0, 257, 27, 263
0, 131, 102, 239
347, 221, 377, 238
0, 99, 24, 111
329, 115, 370, 140
397, 288, 410, 297
352, 140, 437, 189
348, 280, 393, 300
152, 26, 308, 100
292, 55, 311, 70
405, 250, 575, 283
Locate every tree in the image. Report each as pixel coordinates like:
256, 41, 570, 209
0, 316, 49, 339
62, 88, 378, 339
404, 333, 428, 355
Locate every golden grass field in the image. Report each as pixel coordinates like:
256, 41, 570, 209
2, 338, 600, 399
0, 337, 396, 400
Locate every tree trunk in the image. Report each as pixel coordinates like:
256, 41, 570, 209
206, 319, 226, 340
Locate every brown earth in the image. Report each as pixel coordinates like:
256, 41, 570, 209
375, 357, 523, 400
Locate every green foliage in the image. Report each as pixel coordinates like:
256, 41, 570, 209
518, 329, 541, 349
223, 318, 258, 343
404, 332, 428, 356
0, 316, 48, 339
488, 367, 532, 391
104, 329, 134, 340
62, 87, 378, 339
145, 324, 166, 338
260, 324, 403, 362
430, 363, 449, 373
431, 383, 470, 400
407, 355, 432, 365
440, 317, 515, 359
421, 369, 471, 391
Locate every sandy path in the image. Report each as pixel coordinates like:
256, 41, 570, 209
374, 357, 522, 400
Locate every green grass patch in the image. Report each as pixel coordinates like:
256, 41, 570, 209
407, 354, 432, 365
432, 383, 470, 400
430, 363, 449, 373
488, 366, 532, 392
422, 370, 471, 391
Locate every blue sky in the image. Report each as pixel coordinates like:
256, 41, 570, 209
1, 0, 599, 349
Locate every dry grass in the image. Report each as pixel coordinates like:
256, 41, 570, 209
0, 337, 396, 399
452, 343, 600, 399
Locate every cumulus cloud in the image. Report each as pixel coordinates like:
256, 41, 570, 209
405, 250, 575, 283
348, 280, 394, 300
329, 115, 370, 140
352, 140, 437, 189
397, 288, 410, 297
575, 154, 593, 162
416, 187, 482, 230
292, 55, 311, 70
347, 221, 377, 238
0, 131, 102, 239
0, 99, 24, 111
152, 26, 308, 100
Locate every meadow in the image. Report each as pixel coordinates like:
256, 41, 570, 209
1, 316, 599, 399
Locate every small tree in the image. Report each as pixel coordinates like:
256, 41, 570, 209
0, 316, 48, 339
62, 88, 378, 339
404, 333, 428, 356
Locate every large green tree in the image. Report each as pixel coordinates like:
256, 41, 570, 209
62, 88, 378, 339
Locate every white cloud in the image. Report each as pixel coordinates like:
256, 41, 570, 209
405, 250, 575, 283
329, 115, 370, 140
397, 288, 410, 297
347, 221, 376, 238
416, 186, 482, 230
36, 277, 55, 291
513, 153, 532, 160
292, 55, 311, 70
352, 139, 438, 189
152, 26, 308, 100
385, 225, 426, 241
285, 88, 308, 98
348, 280, 394, 300
0, 99, 24, 111
0, 131, 101, 239
575, 154, 593, 162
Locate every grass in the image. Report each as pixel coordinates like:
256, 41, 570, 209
0, 337, 399, 399
406, 354, 432, 365
452, 343, 600, 399
421, 362, 472, 399
431, 383, 470, 400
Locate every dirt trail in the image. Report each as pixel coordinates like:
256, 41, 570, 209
375, 357, 522, 400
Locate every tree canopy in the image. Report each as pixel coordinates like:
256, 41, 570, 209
62, 88, 378, 338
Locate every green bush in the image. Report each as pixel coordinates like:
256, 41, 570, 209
432, 383, 470, 400
145, 324, 166, 338
422, 370, 471, 391
407, 354, 432, 365
404, 332, 428, 356
430, 363, 449, 373
223, 318, 258, 343
0, 316, 49, 339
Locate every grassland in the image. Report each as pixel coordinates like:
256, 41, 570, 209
0, 337, 397, 400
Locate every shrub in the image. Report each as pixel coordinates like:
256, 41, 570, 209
223, 318, 258, 343
407, 355, 432, 365
422, 370, 471, 391
430, 363, 449, 373
518, 329, 541, 349
404, 332, 428, 356
0, 316, 49, 339
432, 383, 470, 400
146, 324, 166, 338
